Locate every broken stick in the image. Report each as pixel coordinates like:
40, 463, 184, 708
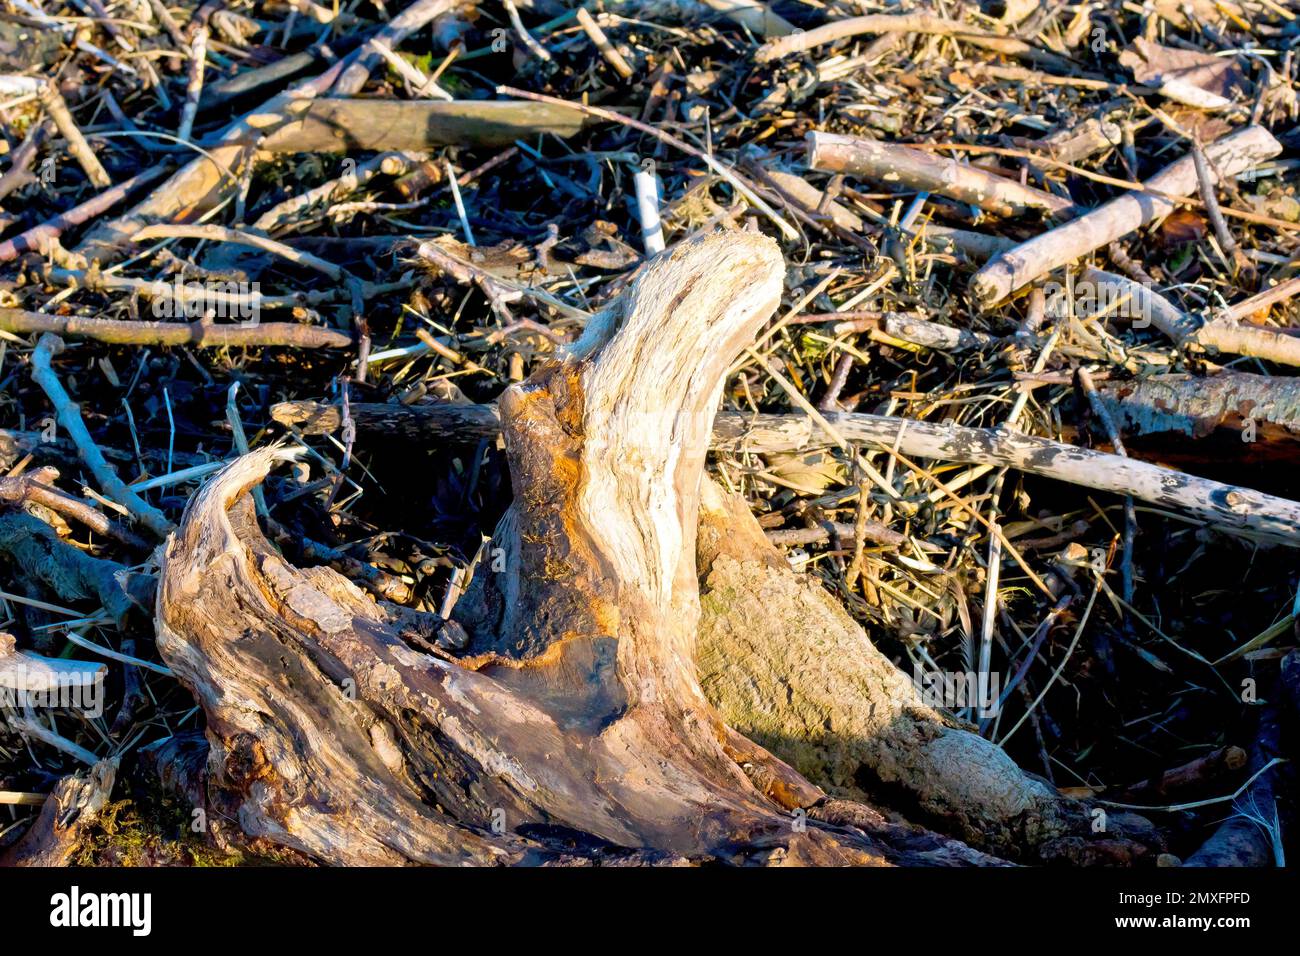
807, 132, 1073, 218
972, 126, 1282, 305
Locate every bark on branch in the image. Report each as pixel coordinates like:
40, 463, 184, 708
807, 132, 1073, 218
1, 308, 352, 350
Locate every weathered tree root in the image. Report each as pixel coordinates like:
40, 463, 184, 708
0, 759, 116, 866
156, 234, 1015, 865
692, 481, 1159, 862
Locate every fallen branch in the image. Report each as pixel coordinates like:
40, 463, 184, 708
1030, 116, 1125, 165
1080, 267, 1201, 343
882, 314, 999, 352
1082, 267, 1300, 366
751, 166, 1012, 260
0, 120, 49, 202
1096, 371, 1300, 439
0, 166, 170, 264
764, 518, 905, 549
1218, 274, 1300, 325
1, 308, 352, 349
1119, 745, 1247, 803
0, 468, 147, 548
575, 8, 635, 79
1183, 656, 1290, 867
330, 0, 464, 96
271, 399, 1300, 544
972, 126, 1282, 305
76, 73, 581, 266
716, 412, 1300, 545
755, 13, 1038, 63
1196, 318, 1300, 367
807, 132, 1074, 218
0, 510, 136, 626
39, 82, 111, 190
129, 223, 354, 283
28, 335, 174, 537
251, 151, 427, 235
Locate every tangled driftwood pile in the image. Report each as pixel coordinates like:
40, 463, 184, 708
1, 0, 1300, 867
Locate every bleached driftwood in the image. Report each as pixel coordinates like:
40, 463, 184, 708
694, 481, 1156, 861
807, 132, 1073, 218
0, 633, 105, 695
159, 233, 1026, 866
971, 126, 1282, 305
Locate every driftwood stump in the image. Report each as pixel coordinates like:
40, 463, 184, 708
154, 233, 1143, 865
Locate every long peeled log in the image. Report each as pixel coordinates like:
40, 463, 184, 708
252, 99, 586, 154
714, 413, 1300, 545
157, 233, 1010, 866
971, 126, 1282, 305
271, 401, 1300, 545
807, 132, 1074, 218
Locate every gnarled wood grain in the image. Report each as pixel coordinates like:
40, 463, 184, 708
157, 233, 1010, 865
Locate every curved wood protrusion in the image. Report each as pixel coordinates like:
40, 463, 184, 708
155, 234, 1009, 865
